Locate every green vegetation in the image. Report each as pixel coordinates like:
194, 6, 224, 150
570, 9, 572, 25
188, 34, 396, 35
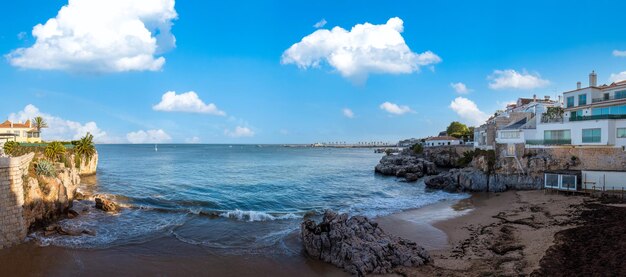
75, 133, 96, 159
32, 116, 48, 133
3, 141, 20, 156
44, 141, 67, 162
457, 149, 496, 172
446, 121, 474, 141
542, 107, 564, 122
35, 160, 56, 177
411, 143, 423, 154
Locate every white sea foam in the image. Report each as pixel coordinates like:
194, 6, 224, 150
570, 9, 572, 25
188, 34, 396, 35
219, 209, 300, 222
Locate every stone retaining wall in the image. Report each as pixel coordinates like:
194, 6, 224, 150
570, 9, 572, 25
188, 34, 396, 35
0, 153, 33, 249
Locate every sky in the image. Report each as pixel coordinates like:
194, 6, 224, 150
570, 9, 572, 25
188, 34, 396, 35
2, 0, 626, 144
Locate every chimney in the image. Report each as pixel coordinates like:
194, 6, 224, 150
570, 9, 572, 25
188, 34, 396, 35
558, 95, 562, 104
577, 81, 581, 89
589, 70, 597, 87
533, 94, 537, 102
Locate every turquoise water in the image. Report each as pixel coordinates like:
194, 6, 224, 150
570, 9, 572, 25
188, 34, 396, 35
36, 144, 467, 251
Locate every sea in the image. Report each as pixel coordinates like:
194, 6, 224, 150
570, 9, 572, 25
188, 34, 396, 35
34, 144, 468, 253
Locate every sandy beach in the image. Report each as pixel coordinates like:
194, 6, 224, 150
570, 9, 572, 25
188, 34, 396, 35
2, 189, 624, 276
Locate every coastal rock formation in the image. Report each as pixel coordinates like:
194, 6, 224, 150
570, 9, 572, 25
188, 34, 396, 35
423, 145, 473, 168
94, 196, 118, 212
424, 168, 543, 193
72, 152, 98, 176
301, 211, 432, 276
22, 164, 81, 231
375, 155, 437, 182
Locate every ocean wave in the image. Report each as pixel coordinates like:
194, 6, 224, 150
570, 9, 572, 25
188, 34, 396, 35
218, 209, 301, 222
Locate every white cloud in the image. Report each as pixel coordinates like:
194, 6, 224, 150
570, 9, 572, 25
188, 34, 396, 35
449, 97, 489, 126
8, 104, 109, 142
185, 136, 201, 144
224, 126, 255, 138
613, 50, 626, 57
379, 102, 413, 115
609, 72, 626, 83
281, 17, 441, 81
488, 69, 549, 90
342, 108, 354, 118
313, 19, 327, 28
153, 91, 225, 116
6, 0, 177, 72
126, 129, 171, 144
450, 82, 471, 94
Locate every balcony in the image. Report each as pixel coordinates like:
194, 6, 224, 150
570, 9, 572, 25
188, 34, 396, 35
569, 114, 626, 121
592, 95, 626, 103
525, 139, 571, 145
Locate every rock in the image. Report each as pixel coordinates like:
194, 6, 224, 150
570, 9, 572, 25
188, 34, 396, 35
405, 173, 419, 182
95, 197, 118, 212
67, 209, 80, 219
301, 211, 432, 276
375, 154, 437, 182
425, 168, 544, 193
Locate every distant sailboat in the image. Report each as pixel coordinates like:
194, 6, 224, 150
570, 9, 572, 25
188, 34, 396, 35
155, 144, 158, 152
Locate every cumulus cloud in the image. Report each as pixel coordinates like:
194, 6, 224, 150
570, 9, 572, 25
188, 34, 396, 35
613, 50, 626, 57
379, 102, 413, 115
313, 19, 327, 28
153, 91, 225, 115
450, 82, 471, 94
342, 108, 354, 118
281, 17, 441, 81
6, 0, 177, 72
488, 69, 550, 90
224, 126, 255, 138
608, 71, 626, 82
8, 104, 109, 142
126, 129, 171, 144
449, 97, 489, 126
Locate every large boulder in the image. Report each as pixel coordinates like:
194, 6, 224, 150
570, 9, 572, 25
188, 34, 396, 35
94, 196, 118, 212
301, 211, 432, 276
375, 155, 437, 181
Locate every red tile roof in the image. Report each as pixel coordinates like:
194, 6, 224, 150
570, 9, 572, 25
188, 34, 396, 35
0, 120, 32, 129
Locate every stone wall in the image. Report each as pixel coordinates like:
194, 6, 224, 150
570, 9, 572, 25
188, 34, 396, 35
495, 145, 626, 176
0, 153, 33, 249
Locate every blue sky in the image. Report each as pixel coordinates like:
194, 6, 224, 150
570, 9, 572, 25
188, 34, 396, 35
2, 0, 626, 144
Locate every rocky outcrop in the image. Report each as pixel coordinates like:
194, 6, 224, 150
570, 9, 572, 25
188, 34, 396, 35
22, 162, 81, 231
424, 168, 543, 193
69, 153, 98, 176
375, 155, 437, 182
94, 196, 118, 212
423, 145, 473, 168
301, 211, 432, 276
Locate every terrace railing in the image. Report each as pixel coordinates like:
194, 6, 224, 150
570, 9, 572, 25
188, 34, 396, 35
569, 114, 626, 121
525, 139, 571, 145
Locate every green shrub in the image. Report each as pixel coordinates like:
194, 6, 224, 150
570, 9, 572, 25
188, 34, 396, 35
44, 141, 66, 162
35, 160, 57, 177
3, 141, 20, 156
411, 143, 423, 154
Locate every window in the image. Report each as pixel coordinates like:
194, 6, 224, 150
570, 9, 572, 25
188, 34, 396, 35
618, 128, 626, 138
582, 128, 601, 143
544, 130, 571, 144
604, 93, 610, 100
616, 90, 626, 100
570, 110, 583, 119
500, 131, 520, 139
578, 94, 587, 106
566, 96, 575, 108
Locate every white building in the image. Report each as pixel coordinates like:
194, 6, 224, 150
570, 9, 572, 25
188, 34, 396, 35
534, 71, 626, 148
424, 136, 463, 147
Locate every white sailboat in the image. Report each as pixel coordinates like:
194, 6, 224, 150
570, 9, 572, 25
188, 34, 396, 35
155, 144, 158, 152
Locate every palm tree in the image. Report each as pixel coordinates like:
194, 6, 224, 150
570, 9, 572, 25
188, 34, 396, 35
75, 133, 96, 160
33, 116, 48, 133
44, 141, 66, 162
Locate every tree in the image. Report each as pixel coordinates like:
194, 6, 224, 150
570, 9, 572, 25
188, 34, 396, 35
33, 116, 48, 133
75, 133, 96, 161
44, 141, 66, 162
446, 121, 470, 138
